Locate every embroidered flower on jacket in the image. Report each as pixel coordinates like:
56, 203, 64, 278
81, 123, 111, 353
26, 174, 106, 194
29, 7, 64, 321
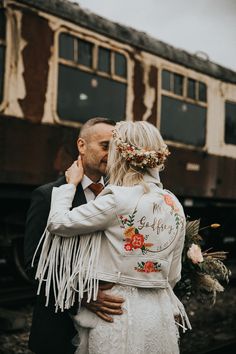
135, 261, 162, 273
163, 193, 183, 230
131, 234, 144, 249
124, 226, 136, 238
124, 243, 133, 251
163, 194, 179, 212
119, 210, 154, 254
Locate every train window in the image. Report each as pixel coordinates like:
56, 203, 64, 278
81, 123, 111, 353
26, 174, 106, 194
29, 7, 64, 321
0, 9, 5, 104
162, 69, 207, 104
98, 47, 111, 73
161, 69, 207, 146
57, 33, 127, 123
162, 70, 183, 96
59, 33, 74, 61
187, 79, 196, 99
115, 52, 127, 78
225, 101, 236, 145
199, 82, 207, 102
161, 96, 206, 146
173, 73, 183, 95
162, 70, 171, 91
78, 39, 93, 68
57, 64, 126, 123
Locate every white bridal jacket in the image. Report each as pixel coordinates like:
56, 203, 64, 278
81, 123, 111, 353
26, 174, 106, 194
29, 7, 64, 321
35, 174, 190, 330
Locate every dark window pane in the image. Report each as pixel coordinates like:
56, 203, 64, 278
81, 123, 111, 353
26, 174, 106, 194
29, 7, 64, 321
161, 95, 206, 146
173, 73, 183, 95
57, 64, 126, 123
162, 70, 171, 91
187, 78, 196, 99
115, 52, 127, 78
0, 10, 5, 39
225, 101, 236, 145
0, 45, 5, 102
98, 47, 111, 73
59, 33, 74, 61
199, 82, 207, 102
78, 39, 93, 67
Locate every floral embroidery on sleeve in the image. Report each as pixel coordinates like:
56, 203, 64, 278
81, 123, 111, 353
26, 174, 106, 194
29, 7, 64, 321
163, 193, 182, 229
119, 210, 154, 254
135, 261, 162, 273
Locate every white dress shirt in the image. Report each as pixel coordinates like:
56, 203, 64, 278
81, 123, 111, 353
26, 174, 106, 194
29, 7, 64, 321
81, 175, 104, 202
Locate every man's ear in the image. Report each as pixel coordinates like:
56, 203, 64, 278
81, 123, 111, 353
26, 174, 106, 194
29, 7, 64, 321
77, 138, 86, 155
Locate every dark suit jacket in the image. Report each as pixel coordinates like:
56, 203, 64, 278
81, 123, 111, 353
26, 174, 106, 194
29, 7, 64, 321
24, 176, 86, 354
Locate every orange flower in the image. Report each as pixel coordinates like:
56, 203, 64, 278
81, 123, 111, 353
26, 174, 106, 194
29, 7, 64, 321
163, 194, 178, 211
124, 226, 135, 238
164, 194, 174, 207
131, 234, 144, 249
144, 261, 155, 273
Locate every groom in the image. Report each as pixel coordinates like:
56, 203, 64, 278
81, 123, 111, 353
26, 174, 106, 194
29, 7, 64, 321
24, 117, 124, 354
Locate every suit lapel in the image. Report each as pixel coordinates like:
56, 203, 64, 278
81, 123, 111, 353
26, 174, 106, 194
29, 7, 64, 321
72, 182, 86, 208
55, 176, 86, 208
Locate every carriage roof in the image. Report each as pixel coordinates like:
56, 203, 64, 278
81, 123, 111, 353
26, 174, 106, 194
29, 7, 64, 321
4, 0, 236, 84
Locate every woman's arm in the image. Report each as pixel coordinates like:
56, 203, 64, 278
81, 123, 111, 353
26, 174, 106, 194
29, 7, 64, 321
47, 184, 116, 237
168, 218, 186, 288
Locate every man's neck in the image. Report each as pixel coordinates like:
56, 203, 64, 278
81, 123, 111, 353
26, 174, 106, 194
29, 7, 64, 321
83, 170, 102, 183
83, 174, 104, 184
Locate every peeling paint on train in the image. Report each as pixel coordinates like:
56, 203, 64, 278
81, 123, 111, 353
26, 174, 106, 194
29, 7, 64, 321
19, 10, 53, 122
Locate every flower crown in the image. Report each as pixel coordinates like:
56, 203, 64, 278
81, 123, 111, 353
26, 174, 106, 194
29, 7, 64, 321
112, 128, 170, 169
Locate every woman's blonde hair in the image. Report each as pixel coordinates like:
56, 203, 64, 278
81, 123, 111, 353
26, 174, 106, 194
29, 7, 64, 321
107, 121, 167, 188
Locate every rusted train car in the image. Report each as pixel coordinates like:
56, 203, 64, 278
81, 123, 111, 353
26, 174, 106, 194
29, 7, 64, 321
0, 0, 236, 280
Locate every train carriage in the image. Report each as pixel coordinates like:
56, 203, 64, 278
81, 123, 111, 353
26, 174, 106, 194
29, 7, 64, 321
0, 0, 236, 281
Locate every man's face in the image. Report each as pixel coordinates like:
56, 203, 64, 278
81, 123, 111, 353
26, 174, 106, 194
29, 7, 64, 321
77, 123, 114, 181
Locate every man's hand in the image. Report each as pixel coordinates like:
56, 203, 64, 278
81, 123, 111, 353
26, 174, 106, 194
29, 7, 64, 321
82, 283, 124, 322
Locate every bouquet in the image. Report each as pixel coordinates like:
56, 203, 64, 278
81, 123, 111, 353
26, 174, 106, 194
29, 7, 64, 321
176, 219, 231, 305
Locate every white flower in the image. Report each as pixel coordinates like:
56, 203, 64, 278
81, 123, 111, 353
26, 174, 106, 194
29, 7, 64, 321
187, 244, 204, 264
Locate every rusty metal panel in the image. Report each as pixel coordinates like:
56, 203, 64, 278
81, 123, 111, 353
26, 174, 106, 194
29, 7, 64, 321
132, 57, 146, 121
146, 65, 158, 125
14, 0, 236, 84
160, 146, 236, 200
0, 115, 78, 186
215, 156, 236, 199
18, 9, 54, 123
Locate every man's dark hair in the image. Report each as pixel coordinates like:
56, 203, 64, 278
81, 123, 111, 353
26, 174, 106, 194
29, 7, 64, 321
79, 117, 116, 138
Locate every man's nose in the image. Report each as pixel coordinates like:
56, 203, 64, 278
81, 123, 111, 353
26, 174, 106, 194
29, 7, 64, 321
103, 153, 108, 162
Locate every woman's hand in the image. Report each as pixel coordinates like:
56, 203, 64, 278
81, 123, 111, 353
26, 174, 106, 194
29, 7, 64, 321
65, 157, 84, 187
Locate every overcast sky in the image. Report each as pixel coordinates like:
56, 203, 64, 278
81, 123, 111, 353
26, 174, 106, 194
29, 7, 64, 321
71, 0, 236, 71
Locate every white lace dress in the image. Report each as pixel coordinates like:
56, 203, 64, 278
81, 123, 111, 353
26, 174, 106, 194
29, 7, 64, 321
72, 285, 180, 354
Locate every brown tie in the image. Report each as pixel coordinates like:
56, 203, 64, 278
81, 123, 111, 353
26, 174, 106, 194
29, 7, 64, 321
88, 183, 104, 197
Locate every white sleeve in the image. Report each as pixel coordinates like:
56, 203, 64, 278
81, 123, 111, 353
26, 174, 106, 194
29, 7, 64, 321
47, 184, 116, 237
168, 218, 186, 289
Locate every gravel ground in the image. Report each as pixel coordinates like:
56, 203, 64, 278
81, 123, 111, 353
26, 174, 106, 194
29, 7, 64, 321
0, 286, 235, 354
180, 284, 236, 353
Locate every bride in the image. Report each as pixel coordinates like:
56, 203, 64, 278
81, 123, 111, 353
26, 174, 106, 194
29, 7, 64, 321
35, 121, 191, 354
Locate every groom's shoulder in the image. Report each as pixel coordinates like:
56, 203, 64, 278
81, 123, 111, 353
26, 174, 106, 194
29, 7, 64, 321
35, 176, 66, 197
